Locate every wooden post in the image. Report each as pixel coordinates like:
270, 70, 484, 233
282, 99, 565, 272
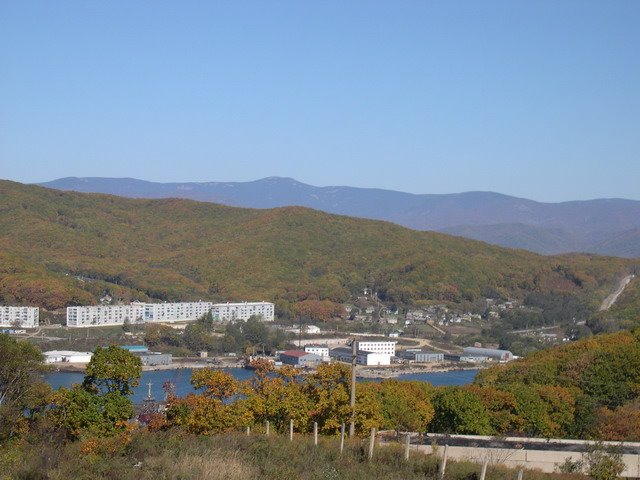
404, 434, 410, 461
340, 423, 345, 454
289, 419, 294, 441
349, 340, 357, 437
246, 426, 250, 436
368, 427, 376, 461
313, 422, 318, 446
517, 469, 524, 480
480, 458, 489, 480
265, 420, 270, 436
439, 444, 448, 479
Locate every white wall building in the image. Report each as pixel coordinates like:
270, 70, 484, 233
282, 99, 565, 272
211, 302, 274, 322
330, 347, 391, 366
43, 350, 93, 364
0, 306, 39, 328
304, 344, 330, 359
143, 301, 213, 323
67, 304, 146, 327
67, 300, 275, 327
305, 325, 321, 334
355, 341, 396, 357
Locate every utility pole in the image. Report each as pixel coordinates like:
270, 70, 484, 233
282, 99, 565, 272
349, 338, 357, 437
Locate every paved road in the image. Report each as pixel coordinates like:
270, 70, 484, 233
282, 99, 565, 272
599, 274, 635, 311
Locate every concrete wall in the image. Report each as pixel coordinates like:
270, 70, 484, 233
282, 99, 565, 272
414, 443, 640, 478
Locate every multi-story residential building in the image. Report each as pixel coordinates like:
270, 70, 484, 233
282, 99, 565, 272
355, 340, 396, 357
211, 302, 274, 322
66, 304, 146, 327
143, 301, 213, 323
0, 306, 39, 328
67, 300, 275, 327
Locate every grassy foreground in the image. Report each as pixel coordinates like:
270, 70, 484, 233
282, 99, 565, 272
2, 429, 583, 480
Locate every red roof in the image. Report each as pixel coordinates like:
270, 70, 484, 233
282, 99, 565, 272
281, 350, 309, 358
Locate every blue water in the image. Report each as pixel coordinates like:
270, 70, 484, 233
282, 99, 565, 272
43, 368, 477, 404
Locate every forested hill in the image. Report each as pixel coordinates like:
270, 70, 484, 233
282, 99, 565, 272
40, 176, 640, 257
0, 180, 636, 311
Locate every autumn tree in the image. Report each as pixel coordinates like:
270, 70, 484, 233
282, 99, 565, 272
245, 366, 312, 433
167, 369, 251, 435
304, 363, 352, 434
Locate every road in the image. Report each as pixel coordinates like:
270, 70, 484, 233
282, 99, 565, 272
599, 274, 635, 311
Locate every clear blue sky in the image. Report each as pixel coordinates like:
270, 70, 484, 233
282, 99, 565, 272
1, 1, 639, 201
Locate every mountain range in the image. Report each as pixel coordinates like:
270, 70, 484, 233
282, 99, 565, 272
39, 177, 640, 258
1, 180, 636, 311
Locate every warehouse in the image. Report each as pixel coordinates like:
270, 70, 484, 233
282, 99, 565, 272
279, 350, 323, 368
43, 350, 93, 364
304, 344, 330, 359
330, 347, 391, 366
135, 352, 172, 366
444, 353, 488, 363
463, 346, 514, 362
398, 349, 444, 363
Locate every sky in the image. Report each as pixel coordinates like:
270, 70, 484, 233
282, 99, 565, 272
1, 1, 639, 202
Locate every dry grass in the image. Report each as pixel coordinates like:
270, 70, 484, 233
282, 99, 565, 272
141, 450, 257, 480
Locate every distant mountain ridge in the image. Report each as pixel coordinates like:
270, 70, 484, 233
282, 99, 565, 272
39, 176, 640, 257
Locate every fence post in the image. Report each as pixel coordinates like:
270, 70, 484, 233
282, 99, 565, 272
480, 458, 488, 480
313, 422, 318, 446
289, 419, 294, 441
246, 426, 250, 436
368, 427, 376, 461
265, 420, 270, 436
404, 434, 410, 461
340, 423, 346, 454
517, 469, 524, 480
440, 444, 448, 479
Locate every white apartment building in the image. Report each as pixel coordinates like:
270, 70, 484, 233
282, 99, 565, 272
304, 344, 330, 359
211, 302, 274, 322
355, 341, 396, 357
0, 306, 39, 328
66, 304, 145, 327
143, 301, 213, 323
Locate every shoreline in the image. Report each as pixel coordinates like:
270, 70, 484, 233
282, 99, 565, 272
51, 360, 484, 378
356, 363, 485, 379
50, 358, 243, 373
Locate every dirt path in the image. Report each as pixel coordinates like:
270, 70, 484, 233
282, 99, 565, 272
599, 274, 635, 311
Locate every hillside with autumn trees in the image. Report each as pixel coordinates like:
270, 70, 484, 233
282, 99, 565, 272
0, 180, 638, 318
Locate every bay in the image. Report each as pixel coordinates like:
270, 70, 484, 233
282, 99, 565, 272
44, 368, 478, 404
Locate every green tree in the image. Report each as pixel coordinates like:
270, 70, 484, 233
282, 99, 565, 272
0, 334, 51, 440
375, 380, 435, 433
83, 345, 142, 396
429, 387, 492, 435
49, 386, 134, 439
